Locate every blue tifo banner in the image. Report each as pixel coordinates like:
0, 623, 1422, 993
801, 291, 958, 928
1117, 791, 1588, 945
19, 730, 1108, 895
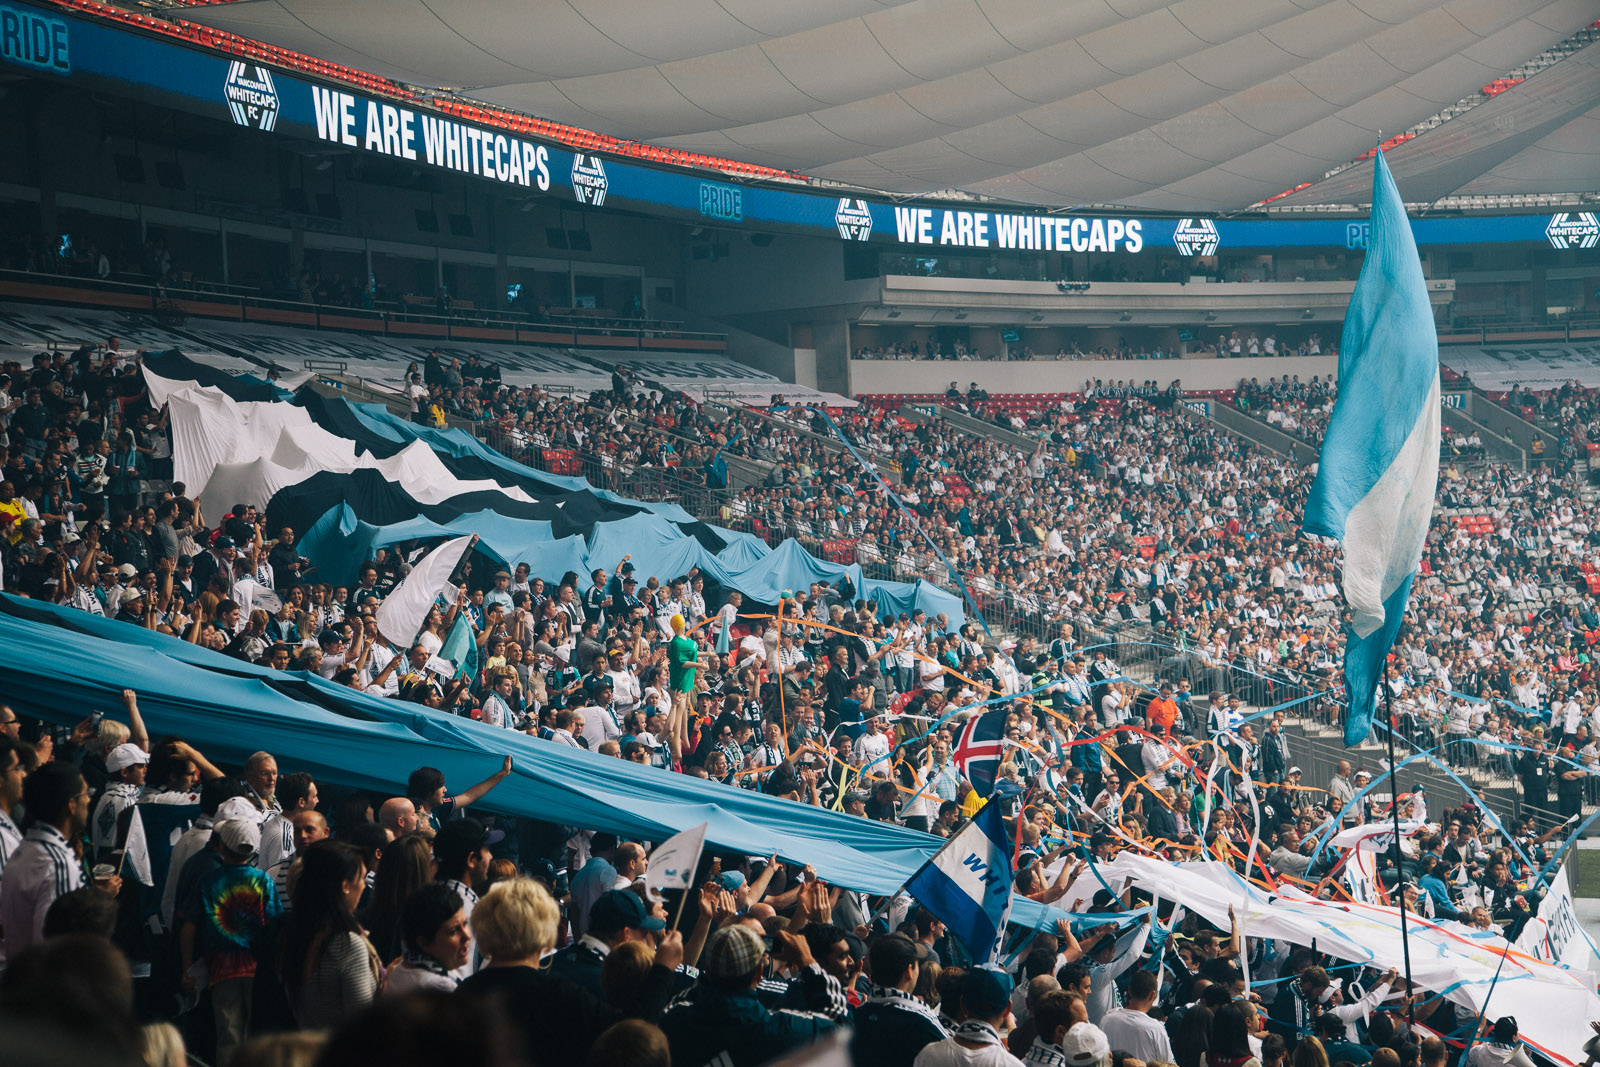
0, 593, 1076, 930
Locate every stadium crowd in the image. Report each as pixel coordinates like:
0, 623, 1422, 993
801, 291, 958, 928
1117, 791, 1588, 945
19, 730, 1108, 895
0, 343, 1590, 1067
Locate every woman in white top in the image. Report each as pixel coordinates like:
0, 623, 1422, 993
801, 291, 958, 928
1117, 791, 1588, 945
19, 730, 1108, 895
385, 883, 471, 996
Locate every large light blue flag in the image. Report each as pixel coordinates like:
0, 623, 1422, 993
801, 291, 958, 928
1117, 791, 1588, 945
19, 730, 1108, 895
904, 798, 1014, 963
1303, 150, 1440, 747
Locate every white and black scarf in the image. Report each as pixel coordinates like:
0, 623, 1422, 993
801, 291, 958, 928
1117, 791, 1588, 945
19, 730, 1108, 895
950, 1020, 1004, 1047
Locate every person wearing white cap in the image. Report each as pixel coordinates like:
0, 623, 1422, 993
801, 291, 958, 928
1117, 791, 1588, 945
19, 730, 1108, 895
1055, 1020, 1111, 1067
161, 788, 261, 933
91, 741, 150, 861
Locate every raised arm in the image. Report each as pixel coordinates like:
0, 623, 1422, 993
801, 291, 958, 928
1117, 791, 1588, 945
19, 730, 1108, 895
454, 755, 514, 811
121, 689, 150, 752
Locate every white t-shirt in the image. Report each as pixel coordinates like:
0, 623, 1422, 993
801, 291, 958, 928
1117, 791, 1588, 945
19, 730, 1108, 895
1100, 1007, 1173, 1064
913, 1037, 1024, 1067
856, 730, 892, 771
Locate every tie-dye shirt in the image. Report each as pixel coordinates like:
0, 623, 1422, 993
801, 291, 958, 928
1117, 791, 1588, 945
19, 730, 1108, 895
189, 864, 283, 982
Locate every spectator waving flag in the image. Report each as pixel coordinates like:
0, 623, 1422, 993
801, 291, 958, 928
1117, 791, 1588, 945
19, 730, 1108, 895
950, 707, 1010, 795
376, 534, 475, 646
1302, 150, 1440, 747
903, 798, 1014, 963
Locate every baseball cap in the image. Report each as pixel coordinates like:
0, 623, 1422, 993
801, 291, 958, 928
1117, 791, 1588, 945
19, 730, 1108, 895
1061, 1022, 1111, 1067
213, 535, 237, 549
106, 743, 150, 773
117, 563, 137, 579
716, 870, 747, 892
214, 817, 262, 856
961, 966, 1013, 1016
702, 924, 765, 981
589, 889, 667, 935
1288, 766, 1302, 776
118, 587, 145, 606
214, 796, 261, 823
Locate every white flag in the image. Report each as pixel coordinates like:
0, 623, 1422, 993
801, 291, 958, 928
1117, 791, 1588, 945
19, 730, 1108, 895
643, 822, 708, 902
1330, 820, 1424, 853
376, 535, 474, 646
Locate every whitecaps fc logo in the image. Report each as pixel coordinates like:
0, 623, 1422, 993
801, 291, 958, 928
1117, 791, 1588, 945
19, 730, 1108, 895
1546, 212, 1599, 250
1173, 218, 1219, 256
836, 198, 872, 241
572, 154, 609, 207
224, 62, 279, 131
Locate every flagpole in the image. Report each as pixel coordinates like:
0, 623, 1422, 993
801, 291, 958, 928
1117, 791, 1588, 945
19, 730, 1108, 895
1382, 683, 1417, 1032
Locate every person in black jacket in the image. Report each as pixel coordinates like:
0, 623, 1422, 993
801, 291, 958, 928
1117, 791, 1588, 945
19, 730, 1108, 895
457, 878, 681, 1067
852, 933, 948, 1067
548, 889, 666, 997
659, 923, 845, 1067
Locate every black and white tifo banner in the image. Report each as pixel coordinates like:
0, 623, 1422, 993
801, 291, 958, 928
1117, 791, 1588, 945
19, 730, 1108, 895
0, 303, 849, 405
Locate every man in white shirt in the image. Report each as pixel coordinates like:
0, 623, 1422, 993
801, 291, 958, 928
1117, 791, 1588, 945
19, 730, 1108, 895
0, 761, 89, 961
604, 651, 642, 714
0, 736, 24, 880
913, 967, 1024, 1067
91, 742, 150, 861
577, 682, 622, 749
856, 716, 893, 775
1099, 970, 1173, 1063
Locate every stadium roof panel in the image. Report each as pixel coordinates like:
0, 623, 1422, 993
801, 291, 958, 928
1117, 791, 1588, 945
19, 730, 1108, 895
179, 0, 1600, 210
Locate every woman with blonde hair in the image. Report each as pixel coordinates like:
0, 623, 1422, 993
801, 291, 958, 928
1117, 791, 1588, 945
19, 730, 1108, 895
457, 878, 684, 1066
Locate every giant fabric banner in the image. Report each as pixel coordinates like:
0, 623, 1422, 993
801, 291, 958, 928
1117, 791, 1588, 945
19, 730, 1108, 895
1106, 854, 1599, 1064
1514, 865, 1600, 981
150, 370, 961, 619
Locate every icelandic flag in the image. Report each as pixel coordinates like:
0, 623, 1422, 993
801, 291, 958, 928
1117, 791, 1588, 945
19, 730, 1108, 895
1302, 150, 1440, 747
904, 798, 1014, 963
950, 708, 1010, 795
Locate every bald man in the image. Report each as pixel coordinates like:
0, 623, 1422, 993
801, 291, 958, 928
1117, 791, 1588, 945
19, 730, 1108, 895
379, 797, 419, 838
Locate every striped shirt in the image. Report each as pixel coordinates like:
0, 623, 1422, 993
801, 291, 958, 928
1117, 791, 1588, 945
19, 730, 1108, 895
0, 810, 20, 874
0, 825, 84, 960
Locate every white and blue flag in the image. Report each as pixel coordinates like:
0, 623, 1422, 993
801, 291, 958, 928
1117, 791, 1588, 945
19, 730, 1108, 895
904, 798, 1014, 963
1303, 150, 1440, 747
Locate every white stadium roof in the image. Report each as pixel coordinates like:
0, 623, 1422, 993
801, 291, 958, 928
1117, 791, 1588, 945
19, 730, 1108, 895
187, 0, 1600, 212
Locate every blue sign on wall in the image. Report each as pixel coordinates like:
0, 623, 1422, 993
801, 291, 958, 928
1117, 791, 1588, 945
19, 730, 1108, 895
0, 3, 1569, 255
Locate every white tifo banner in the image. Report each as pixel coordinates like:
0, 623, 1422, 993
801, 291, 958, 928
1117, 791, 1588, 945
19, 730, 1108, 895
1342, 847, 1383, 905
1515, 865, 1600, 980
1440, 345, 1600, 390
1103, 854, 1600, 1065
